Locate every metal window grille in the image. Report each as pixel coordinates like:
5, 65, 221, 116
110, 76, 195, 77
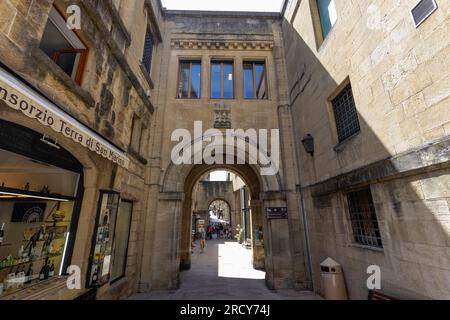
347, 188, 383, 248
332, 83, 360, 142
142, 30, 154, 73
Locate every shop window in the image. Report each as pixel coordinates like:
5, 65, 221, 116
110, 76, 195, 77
39, 6, 88, 85
0, 147, 81, 298
211, 61, 234, 99
142, 29, 154, 74
110, 200, 133, 282
243, 61, 268, 99
88, 191, 120, 287
310, 0, 337, 47
331, 82, 360, 143
347, 188, 383, 248
177, 60, 201, 99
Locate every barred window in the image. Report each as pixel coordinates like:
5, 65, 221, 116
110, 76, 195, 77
347, 188, 383, 248
142, 29, 154, 73
332, 83, 360, 142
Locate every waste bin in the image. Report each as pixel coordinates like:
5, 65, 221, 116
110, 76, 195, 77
320, 258, 348, 300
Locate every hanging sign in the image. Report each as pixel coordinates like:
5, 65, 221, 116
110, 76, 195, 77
0, 66, 129, 168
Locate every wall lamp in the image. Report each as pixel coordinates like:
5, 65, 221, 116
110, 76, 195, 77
302, 134, 314, 156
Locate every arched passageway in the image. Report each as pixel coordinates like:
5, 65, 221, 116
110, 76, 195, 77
179, 166, 266, 275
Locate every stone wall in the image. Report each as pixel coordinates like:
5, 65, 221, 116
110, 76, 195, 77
283, 0, 450, 299
0, 0, 163, 299
138, 9, 311, 292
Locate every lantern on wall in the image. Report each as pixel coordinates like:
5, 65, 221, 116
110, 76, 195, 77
302, 134, 314, 156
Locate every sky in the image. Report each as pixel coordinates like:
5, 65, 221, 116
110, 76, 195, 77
161, 0, 285, 12
209, 171, 227, 181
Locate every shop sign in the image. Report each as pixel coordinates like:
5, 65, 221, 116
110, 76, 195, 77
0, 67, 129, 168
266, 207, 288, 219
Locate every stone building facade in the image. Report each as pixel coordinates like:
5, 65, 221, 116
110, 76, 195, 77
282, 0, 450, 299
0, 0, 448, 300
0, 0, 163, 299
140, 9, 310, 292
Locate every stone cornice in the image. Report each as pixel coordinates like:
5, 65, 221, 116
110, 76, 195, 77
145, 0, 163, 42
170, 39, 274, 51
103, 0, 132, 47
308, 136, 450, 197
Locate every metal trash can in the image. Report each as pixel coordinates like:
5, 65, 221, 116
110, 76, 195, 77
320, 258, 348, 300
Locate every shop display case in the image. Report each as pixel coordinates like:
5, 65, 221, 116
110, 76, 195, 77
0, 193, 75, 298
87, 191, 120, 287
0, 145, 82, 299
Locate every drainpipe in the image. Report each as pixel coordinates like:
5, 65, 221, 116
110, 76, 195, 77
297, 184, 314, 292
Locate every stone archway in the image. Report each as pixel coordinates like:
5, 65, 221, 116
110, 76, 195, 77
149, 159, 296, 291
179, 165, 266, 274
142, 136, 309, 292
208, 199, 232, 223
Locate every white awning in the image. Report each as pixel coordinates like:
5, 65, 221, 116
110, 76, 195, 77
0, 66, 129, 168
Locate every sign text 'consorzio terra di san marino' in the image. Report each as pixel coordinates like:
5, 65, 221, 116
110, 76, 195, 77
0, 66, 129, 168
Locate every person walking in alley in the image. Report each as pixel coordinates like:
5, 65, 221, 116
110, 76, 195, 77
200, 227, 206, 253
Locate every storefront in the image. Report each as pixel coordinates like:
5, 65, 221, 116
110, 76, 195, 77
0, 64, 133, 299
0, 118, 84, 298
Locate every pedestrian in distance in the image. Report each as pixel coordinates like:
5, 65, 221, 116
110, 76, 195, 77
200, 227, 206, 253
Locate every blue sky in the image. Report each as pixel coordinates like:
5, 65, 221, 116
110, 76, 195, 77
161, 0, 285, 12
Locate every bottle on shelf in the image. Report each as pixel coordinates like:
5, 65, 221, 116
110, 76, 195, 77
30, 243, 37, 258
25, 263, 33, 284
39, 261, 47, 281
18, 269, 26, 288
0, 222, 5, 245
98, 226, 104, 241
15, 265, 23, 275
48, 261, 55, 278
104, 226, 110, 242
47, 242, 53, 255
38, 225, 45, 241
92, 266, 99, 283
18, 245, 25, 259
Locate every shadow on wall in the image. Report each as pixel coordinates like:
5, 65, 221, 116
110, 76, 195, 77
281, 15, 450, 300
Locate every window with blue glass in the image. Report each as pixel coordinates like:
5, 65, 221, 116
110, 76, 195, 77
211, 61, 234, 99
243, 62, 267, 99
316, 0, 337, 39
177, 60, 201, 99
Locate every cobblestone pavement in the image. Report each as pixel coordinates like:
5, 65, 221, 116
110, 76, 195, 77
129, 239, 321, 300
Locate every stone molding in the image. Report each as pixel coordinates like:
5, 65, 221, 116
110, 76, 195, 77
145, 0, 163, 42
159, 192, 184, 201
102, 0, 132, 47
80, 1, 155, 113
261, 191, 287, 201
308, 136, 450, 197
170, 39, 274, 51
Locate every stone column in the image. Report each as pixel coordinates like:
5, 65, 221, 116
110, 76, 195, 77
179, 198, 193, 270
262, 192, 294, 290
147, 192, 183, 290
250, 199, 265, 270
